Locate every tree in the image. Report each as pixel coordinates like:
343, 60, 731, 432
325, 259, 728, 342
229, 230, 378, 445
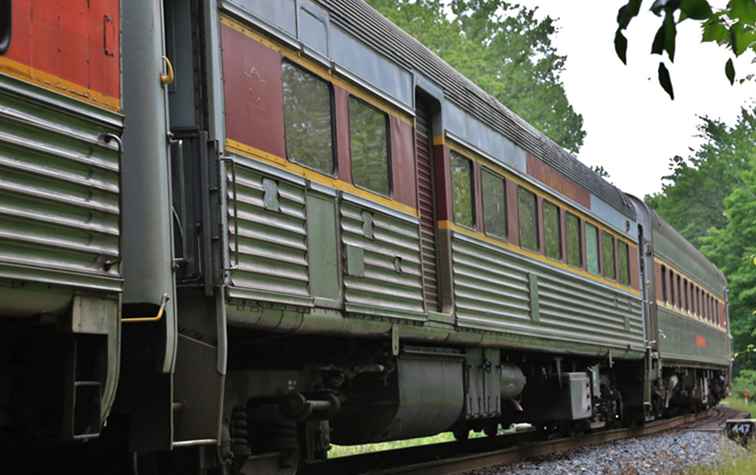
366, 0, 586, 154
645, 106, 755, 247
646, 107, 756, 370
701, 160, 756, 370
614, 0, 756, 99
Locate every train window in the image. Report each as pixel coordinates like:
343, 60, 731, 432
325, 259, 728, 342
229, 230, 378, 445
670, 272, 677, 306
517, 188, 539, 251
601, 233, 615, 279
543, 202, 561, 259
282, 62, 335, 174
617, 241, 630, 285
349, 97, 390, 195
481, 168, 507, 238
0, 0, 10, 55
585, 223, 599, 275
451, 152, 475, 228
565, 213, 582, 267
661, 266, 668, 302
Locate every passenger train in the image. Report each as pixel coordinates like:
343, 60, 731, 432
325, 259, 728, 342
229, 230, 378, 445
0, 1, 730, 473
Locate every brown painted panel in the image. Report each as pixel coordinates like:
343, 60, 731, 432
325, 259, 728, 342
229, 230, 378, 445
654, 261, 662, 299
334, 87, 352, 183
506, 180, 519, 247
526, 154, 591, 208
221, 24, 285, 159
434, 145, 452, 221
472, 162, 483, 231
390, 116, 417, 208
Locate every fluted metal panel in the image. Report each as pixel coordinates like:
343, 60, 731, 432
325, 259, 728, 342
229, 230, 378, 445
0, 77, 122, 299
341, 201, 424, 319
225, 158, 311, 305
452, 234, 645, 352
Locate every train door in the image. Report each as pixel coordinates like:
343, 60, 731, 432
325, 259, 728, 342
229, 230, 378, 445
415, 94, 441, 312
163, 0, 226, 447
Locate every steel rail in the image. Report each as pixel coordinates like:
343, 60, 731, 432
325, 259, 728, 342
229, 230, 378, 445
305, 408, 742, 475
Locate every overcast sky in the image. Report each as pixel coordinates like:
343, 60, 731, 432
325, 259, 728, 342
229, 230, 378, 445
515, 0, 755, 199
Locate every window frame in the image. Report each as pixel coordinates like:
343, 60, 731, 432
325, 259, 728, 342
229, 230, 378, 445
281, 60, 337, 176
601, 232, 616, 280
584, 222, 600, 276
450, 151, 476, 229
565, 212, 582, 268
543, 200, 562, 260
347, 95, 393, 196
517, 186, 540, 252
480, 167, 508, 239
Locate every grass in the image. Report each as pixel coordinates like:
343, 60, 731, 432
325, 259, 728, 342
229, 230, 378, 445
328, 432, 459, 458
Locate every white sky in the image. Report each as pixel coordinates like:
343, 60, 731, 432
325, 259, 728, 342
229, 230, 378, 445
514, 0, 756, 199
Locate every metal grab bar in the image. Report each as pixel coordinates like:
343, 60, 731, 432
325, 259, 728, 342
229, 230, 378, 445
122, 293, 170, 323
160, 55, 175, 86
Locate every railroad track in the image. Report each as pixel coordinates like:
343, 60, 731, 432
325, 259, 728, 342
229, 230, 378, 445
304, 407, 746, 475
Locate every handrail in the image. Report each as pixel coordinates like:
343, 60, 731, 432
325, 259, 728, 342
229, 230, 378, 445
122, 293, 170, 323
160, 55, 175, 86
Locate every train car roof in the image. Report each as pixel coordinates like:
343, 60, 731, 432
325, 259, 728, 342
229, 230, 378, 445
316, 0, 636, 220
651, 210, 727, 294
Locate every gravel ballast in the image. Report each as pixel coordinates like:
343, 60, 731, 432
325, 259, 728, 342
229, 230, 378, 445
467, 431, 747, 475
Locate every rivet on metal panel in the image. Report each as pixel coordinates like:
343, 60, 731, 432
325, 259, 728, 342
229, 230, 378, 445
392, 324, 400, 356
528, 273, 540, 322
361, 211, 374, 239
262, 178, 281, 212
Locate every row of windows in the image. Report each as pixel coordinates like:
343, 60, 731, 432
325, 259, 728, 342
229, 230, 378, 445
451, 151, 631, 286
660, 265, 723, 325
281, 61, 392, 195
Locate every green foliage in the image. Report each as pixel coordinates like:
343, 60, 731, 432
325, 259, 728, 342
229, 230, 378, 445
365, 0, 586, 154
615, 0, 756, 98
732, 369, 756, 399
645, 107, 756, 370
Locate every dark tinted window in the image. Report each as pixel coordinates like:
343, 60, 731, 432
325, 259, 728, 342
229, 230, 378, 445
585, 223, 599, 275
451, 153, 474, 227
349, 97, 390, 195
282, 62, 334, 174
566, 213, 581, 267
617, 241, 630, 285
481, 169, 507, 238
517, 188, 538, 251
544, 202, 561, 259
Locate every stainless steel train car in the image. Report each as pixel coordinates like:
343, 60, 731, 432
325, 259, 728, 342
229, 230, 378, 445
0, 1, 730, 473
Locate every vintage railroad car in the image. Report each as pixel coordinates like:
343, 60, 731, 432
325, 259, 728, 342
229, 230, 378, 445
0, 0, 730, 474
0, 0, 123, 445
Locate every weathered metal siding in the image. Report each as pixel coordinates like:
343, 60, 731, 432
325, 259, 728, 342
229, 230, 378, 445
225, 157, 311, 305
452, 234, 645, 351
657, 307, 730, 367
341, 200, 424, 319
0, 77, 122, 302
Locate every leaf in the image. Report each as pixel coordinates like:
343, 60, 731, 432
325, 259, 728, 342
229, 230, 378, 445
729, 0, 756, 23
652, 24, 665, 55
730, 21, 756, 56
681, 0, 713, 20
615, 29, 629, 64
702, 18, 729, 44
617, 0, 643, 29
658, 62, 674, 99
663, 12, 677, 61
725, 58, 735, 85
